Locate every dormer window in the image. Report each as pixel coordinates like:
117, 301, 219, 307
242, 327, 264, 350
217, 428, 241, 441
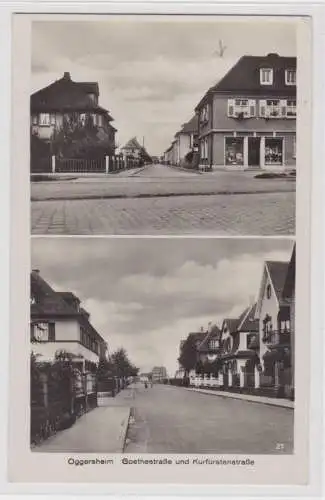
209, 340, 219, 350
260, 68, 273, 85
285, 69, 296, 86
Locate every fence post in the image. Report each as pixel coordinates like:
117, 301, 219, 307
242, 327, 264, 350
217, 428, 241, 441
105, 155, 109, 174
51, 155, 56, 173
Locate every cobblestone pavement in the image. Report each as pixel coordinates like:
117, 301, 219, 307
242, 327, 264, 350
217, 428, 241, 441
124, 384, 293, 454
31, 164, 295, 201
31, 191, 295, 235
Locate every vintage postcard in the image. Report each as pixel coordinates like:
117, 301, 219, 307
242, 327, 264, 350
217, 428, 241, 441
8, 10, 317, 494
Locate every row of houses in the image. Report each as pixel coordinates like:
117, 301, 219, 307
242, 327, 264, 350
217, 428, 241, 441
177, 245, 295, 400
31, 72, 151, 172
163, 53, 296, 171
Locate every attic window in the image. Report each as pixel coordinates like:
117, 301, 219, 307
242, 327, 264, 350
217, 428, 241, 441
285, 69, 296, 86
266, 284, 272, 299
260, 68, 273, 85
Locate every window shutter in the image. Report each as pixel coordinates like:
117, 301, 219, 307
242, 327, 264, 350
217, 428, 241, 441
259, 100, 267, 117
280, 99, 287, 117
228, 99, 235, 117
48, 323, 55, 342
249, 99, 256, 117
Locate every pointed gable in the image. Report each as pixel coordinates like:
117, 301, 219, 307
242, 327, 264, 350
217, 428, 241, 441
238, 303, 259, 332
122, 137, 142, 150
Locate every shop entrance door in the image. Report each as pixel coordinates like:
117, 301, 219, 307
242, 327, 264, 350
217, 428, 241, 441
248, 137, 261, 166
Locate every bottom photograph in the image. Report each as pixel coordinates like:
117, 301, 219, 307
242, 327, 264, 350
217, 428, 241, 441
30, 237, 295, 455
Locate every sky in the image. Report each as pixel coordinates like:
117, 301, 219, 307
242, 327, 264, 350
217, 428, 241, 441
31, 238, 294, 376
31, 17, 296, 156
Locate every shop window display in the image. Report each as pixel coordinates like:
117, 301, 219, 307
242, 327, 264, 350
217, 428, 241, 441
265, 138, 283, 165
225, 137, 244, 166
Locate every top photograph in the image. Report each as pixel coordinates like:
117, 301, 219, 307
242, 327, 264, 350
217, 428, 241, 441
30, 16, 297, 236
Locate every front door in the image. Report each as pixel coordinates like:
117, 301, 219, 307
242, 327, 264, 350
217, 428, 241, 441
248, 137, 261, 167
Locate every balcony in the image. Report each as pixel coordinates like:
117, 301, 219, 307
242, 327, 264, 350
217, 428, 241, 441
262, 330, 291, 347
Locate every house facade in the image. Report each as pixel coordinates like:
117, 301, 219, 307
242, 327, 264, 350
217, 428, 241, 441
31, 72, 116, 154
195, 53, 296, 171
255, 259, 292, 398
218, 304, 260, 390
121, 137, 143, 159
30, 269, 107, 374
151, 366, 167, 382
174, 115, 199, 165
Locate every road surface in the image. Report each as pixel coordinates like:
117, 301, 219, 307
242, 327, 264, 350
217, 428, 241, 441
31, 164, 295, 235
123, 384, 293, 454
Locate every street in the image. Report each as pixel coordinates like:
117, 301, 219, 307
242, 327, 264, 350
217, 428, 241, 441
31, 164, 295, 235
123, 384, 293, 454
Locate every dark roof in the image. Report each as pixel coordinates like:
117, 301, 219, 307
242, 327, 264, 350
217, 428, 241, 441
31, 73, 112, 119
266, 261, 289, 304
188, 331, 207, 344
283, 245, 296, 299
198, 325, 221, 352
78, 82, 99, 96
196, 53, 296, 109
176, 115, 199, 136
122, 137, 143, 150
223, 318, 240, 334
238, 303, 259, 332
30, 270, 105, 344
31, 271, 79, 318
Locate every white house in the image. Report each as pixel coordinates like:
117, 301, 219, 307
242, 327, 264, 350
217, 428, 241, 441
255, 259, 291, 397
30, 270, 107, 373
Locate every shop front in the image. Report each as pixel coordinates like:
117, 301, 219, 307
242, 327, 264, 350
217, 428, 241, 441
264, 137, 283, 166
225, 137, 244, 166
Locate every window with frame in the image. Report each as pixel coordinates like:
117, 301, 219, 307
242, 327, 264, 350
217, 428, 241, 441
32, 115, 38, 125
260, 68, 273, 85
286, 99, 296, 118
32, 322, 55, 342
209, 339, 219, 350
228, 99, 256, 118
266, 284, 272, 299
39, 113, 50, 126
285, 69, 296, 86
266, 99, 281, 117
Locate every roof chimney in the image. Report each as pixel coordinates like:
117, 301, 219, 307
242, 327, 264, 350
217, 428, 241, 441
63, 72, 71, 80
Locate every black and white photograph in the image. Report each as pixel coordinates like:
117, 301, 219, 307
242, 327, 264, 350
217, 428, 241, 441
30, 238, 295, 455
8, 10, 315, 489
30, 17, 296, 236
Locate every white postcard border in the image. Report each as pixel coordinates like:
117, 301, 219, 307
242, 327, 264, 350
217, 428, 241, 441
1, 2, 323, 497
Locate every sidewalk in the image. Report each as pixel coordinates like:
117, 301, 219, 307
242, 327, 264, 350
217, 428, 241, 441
185, 387, 294, 409
33, 405, 131, 453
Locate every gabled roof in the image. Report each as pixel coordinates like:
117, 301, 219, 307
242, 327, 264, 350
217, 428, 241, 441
283, 245, 296, 299
197, 325, 221, 352
176, 115, 199, 136
31, 270, 79, 318
238, 303, 259, 332
266, 261, 289, 304
31, 270, 105, 343
122, 137, 143, 150
222, 318, 240, 334
195, 53, 297, 110
31, 73, 112, 118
